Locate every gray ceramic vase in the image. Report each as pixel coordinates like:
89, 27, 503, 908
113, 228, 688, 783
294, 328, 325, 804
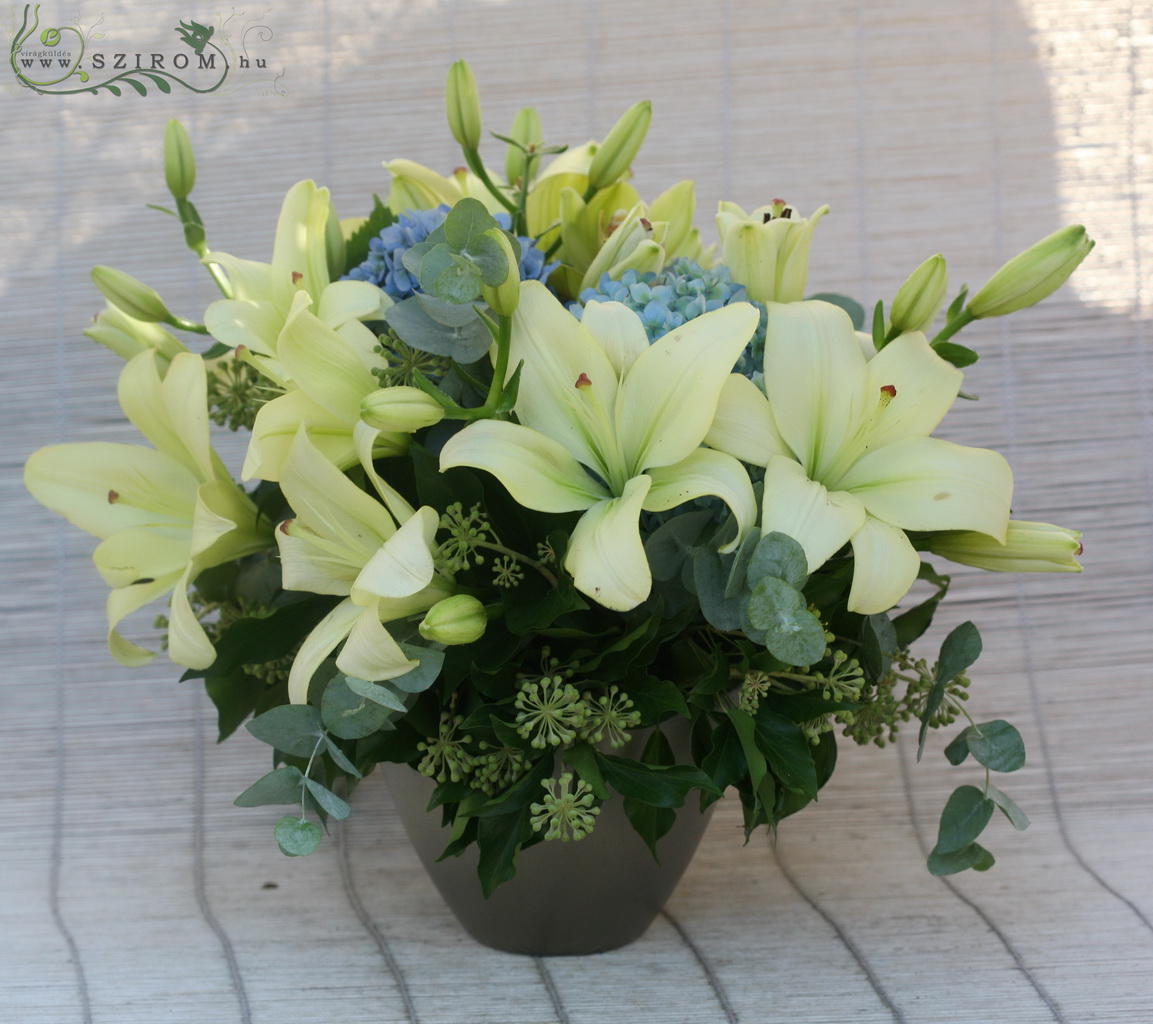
382, 723, 713, 956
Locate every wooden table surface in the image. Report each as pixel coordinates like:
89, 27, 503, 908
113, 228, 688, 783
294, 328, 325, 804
2, 2, 1150, 1021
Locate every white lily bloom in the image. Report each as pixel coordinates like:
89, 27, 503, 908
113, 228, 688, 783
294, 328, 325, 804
24, 351, 271, 668
242, 303, 408, 498
440, 281, 759, 611
275, 429, 453, 703
706, 300, 1013, 614
204, 180, 390, 387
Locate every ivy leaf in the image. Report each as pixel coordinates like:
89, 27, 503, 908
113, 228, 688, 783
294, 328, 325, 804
595, 754, 721, 808
275, 815, 324, 856
343, 194, 394, 272
234, 766, 304, 807
967, 719, 1026, 773
623, 799, 676, 859
303, 778, 351, 820
859, 613, 897, 683
935, 784, 995, 855
987, 784, 1031, 831
752, 708, 819, 798
918, 620, 981, 759
476, 805, 532, 897
725, 708, 768, 801
561, 743, 610, 800
247, 704, 324, 758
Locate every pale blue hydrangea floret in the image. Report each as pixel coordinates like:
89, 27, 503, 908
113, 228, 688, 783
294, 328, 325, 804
573, 257, 768, 377
346, 206, 558, 302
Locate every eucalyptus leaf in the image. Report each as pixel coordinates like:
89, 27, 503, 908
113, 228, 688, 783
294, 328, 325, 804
746, 576, 827, 666
246, 704, 324, 758
342, 676, 409, 713
987, 784, 1031, 831
935, 784, 994, 855
390, 646, 447, 692
943, 730, 971, 766
234, 767, 304, 807
645, 510, 715, 581
322, 676, 397, 738
274, 815, 323, 857
927, 841, 995, 876
918, 620, 981, 759
746, 531, 808, 590
693, 547, 742, 631
304, 778, 351, 820
724, 526, 762, 598
807, 292, 866, 330
418, 246, 483, 304
443, 197, 499, 251
323, 736, 363, 778
967, 720, 1026, 773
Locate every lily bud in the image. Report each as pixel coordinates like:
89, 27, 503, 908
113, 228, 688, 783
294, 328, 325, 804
85, 303, 187, 364
587, 100, 651, 191
446, 59, 483, 151
419, 594, 488, 645
360, 386, 445, 433
163, 119, 196, 200
890, 254, 948, 334
929, 520, 1083, 573
505, 107, 542, 187
91, 266, 173, 323
968, 225, 1094, 318
480, 228, 522, 316
579, 205, 663, 292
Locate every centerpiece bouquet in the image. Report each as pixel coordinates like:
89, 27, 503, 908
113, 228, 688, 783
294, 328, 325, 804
25, 61, 1088, 952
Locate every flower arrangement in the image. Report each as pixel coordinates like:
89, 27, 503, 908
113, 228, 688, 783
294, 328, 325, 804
25, 62, 1089, 897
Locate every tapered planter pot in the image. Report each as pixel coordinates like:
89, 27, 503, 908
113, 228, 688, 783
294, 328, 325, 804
383, 727, 713, 956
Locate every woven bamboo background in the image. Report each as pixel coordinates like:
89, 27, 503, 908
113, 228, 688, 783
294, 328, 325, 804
2, 1, 1151, 1021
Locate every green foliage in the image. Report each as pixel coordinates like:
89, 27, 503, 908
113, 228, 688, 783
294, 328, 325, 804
343, 195, 395, 272
275, 816, 324, 857
918, 621, 982, 759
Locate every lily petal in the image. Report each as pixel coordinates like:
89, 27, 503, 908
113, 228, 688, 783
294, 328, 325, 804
846, 516, 922, 614
25, 442, 200, 538
278, 304, 378, 422
316, 279, 391, 328
440, 419, 606, 513
578, 299, 650, 378
509, 281, 621, 475
565, 475, 653, 611
106, 571, 183, 667
243, 388, 360, 482
352, 506, 439, 601
166, 563, 218, 670
335, 603, 420, 682
93, 527, 189, 589
761, 456, 867, 574
838, 436, 1012, 541
616, 301, 758, 473
288, 597, 364, 703
644, 448, 757, 552
704, 373, 789, 467
762, 300, 870, 481
863, 331, 963, 449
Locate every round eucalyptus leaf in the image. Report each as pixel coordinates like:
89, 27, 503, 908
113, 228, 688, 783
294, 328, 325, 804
746, 576, 827, 665
274, 815, 323, 857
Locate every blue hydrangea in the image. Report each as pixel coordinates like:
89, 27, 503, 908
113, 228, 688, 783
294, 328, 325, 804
345, 206, 559, 303
572, 257, 768, 378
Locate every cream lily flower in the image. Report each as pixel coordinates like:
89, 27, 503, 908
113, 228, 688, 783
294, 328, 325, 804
384, 159, 506, 216
242, 304, 408, 487
716, 200, 828, 303
24, 351, 271, 668
440, 281, 759, 611
706, 300, 1013, 613
275, 429, 454, 703
204, 180, 389, 387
